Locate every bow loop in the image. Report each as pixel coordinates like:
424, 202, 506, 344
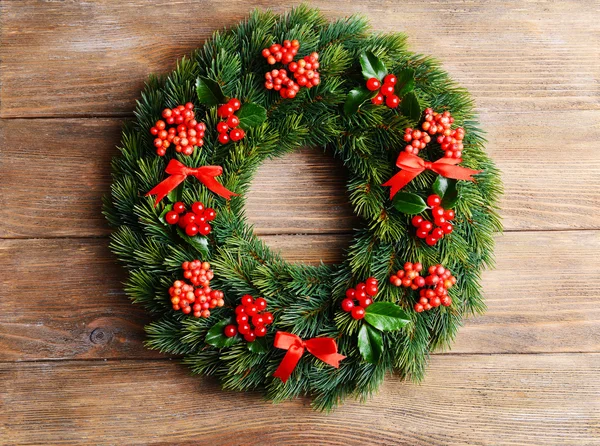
272, 332, 345, 383
382, 152, 482, 199
146, 159, 238, 206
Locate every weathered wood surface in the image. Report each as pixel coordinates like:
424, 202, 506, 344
1, 0, 600, 444
2, 355, 599, 445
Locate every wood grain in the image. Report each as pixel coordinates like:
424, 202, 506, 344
1, 0, 598, 117
2, 354, 599, 445
1, 113, 599, 239
2, 231, 599, 361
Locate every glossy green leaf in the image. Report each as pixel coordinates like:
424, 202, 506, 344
392, 192, 427, 214
359, 51, 387, 81
236, 102, 267, 130
364, 302, 411, 332
441, 179, 459, 209
400, 91, 421, 123
176, 227, 210, 257
432, 175, 449, 198
205, 319, 240, 348
395, 68, 415, 96
195, 76, 226, 106
358, 323, 383, 364
247, 337, 268, 354
167, 186, 182, 204
344, 86, 375, 115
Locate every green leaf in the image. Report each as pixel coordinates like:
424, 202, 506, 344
359, 51, 387, 81
158, 204, 173, 225
364, 302, 411, 332
176, 227, 210, 257
392, 192, 427, 214
247, 337, 268, 354
344, 86, 375, 115
195, 76, 226, 106
395, 68, 415, 96
205, 319, 240, 348
167, 186, 182, 204
358, 324, 383, 364
400, 91, 421, 123
236, 102, 267, 130
441, 179, 459, 209
432, 175, 449, 198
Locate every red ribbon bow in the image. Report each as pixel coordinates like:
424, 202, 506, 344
382, 152, 482, 199
146, 159, 238, 206
272, 332, 346, 383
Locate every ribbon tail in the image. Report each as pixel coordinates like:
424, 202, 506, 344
433, 164, 482, 182
273, 345, 304, 383
196, 174, 239, 200
316, 352, 346, 368
382, 169, 421, 199
145, 174, 186, 207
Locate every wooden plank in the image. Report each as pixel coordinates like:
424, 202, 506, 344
2, 354, 599, 444
1, 0, 598, 117
1, 113, 599, 238
1, 231, 599, 361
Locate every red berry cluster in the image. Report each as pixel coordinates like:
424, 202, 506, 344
264, 69, 300, 99
411, 195, 455, 246
367, 74, 400, 109
150, 103, 206, 156
402, 128, 432, 155
216, 98, 245, 144
168, 261, 225, 318
341, 277, 379, 320
224, 295, 274, 343
262, 40, 320, 98
164, 201, 216, 237
389, 262, 426, 290
262, 39, 299, 65
421, 108, 465, 159
413, 265, 456, 312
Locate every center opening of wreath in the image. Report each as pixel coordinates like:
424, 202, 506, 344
245, 147, 357, 265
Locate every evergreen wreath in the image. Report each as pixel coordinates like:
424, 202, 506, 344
104, 4, 502, 410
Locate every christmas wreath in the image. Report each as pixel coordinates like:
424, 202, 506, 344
104, 5, 502, 410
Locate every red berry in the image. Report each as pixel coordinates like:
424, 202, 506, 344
341, 298, 354, 312
218, 132, 230, 144
244, 332, 256, 342
412, 215, 424, 227
366, 77, 381, 91
185, 224, 199, 237
426, 236, 438, 246
255, 297, 267, 311
224, 325, 238, 337
383, 74, 397, 85
444, 209, 455, 220
252, 315, 265, 327
230, 128, 245, 142
442, 223, 454, 234
191, 202, 204, 215
371, 94, 384, 105
229, 98, 241, 111
226, 115, 240, 128
386, 95, 400, 108
359, 297, 373, 308
432, 206, 445, 217
165, 211, 179, 225
427, 195, 441, 207
204, 208, 216, 221
366, 284, 378, 297
414, 303, 424, 313
264, 312, 274, 324
216, 122, 229, 133
236, 314, 248, 324
241, 295, 253, 306
254, 325, 267, 337
432, 227, 444, 238
173, 202, 186, 214
238, 323, 251, 335
198, 223, 211, 236
380, 84, 394, 96
351, 306, 365, 320
245, 305, 258, 316
217, 104, 234, 118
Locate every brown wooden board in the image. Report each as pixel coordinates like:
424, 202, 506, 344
2, 354, 599, 445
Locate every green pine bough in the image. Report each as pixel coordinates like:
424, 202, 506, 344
103, 4, 502, 411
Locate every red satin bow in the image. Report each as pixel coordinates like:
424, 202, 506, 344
146, 159, 238, 206
272, 332, 345, 383
382, 152, 482, 199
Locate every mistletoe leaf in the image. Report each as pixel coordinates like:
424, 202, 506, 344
247, 337, 268, 354
206, 319, 240, 348
358, 324, 383, 364
441, 179, 459, 209
395, 68, 415, 96
195, 76, 226, 106
364, 302, 411, 332
359, 51, 387, 81
400, 91, 421, 123
237, 102, 267, 130
392, 192, 427, 214
344, 86, 375, 115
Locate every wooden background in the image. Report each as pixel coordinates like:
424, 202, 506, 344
1, 0, 599, 444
